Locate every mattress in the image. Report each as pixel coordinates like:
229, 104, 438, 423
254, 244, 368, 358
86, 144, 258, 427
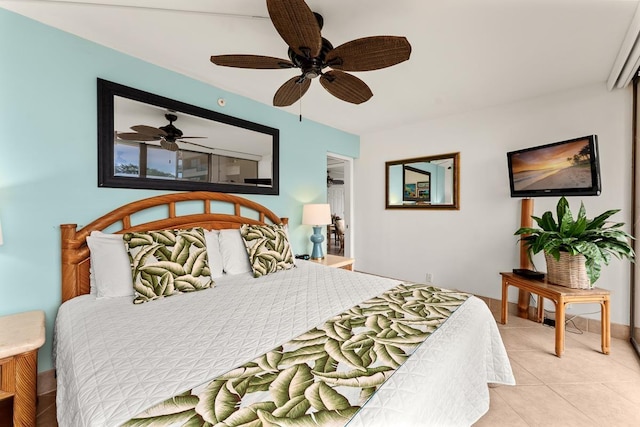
54, 262, 514, 426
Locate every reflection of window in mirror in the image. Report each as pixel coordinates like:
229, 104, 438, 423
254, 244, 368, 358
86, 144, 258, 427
147, 146, 177, 180
215, 156, 259, 185
115, 141, 140, 177
179, 151, 209, 182
386, 153, 459, 210
115, 142, 262, 186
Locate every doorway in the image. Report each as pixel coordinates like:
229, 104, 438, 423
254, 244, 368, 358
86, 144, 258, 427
327, 154, 353, 257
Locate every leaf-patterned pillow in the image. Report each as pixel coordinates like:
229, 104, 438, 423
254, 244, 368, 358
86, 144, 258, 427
240, 224, 295, 278
123, 228, 213, 304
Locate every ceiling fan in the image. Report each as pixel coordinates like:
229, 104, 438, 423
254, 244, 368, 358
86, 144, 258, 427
327, 174, 344, 187
116, 113, 207, 152
210, 0, 412, 106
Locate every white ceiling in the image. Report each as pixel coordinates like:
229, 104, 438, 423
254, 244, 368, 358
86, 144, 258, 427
2, 0, 638, 135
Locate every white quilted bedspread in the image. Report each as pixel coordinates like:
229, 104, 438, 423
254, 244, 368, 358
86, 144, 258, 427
54, 262, 514, 426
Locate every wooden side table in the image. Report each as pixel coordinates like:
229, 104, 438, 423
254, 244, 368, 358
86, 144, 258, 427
311, 254, 355, 271
500, 272, 610, 357
0, 310, 46, 427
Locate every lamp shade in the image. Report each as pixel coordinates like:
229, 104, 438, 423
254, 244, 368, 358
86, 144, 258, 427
302, 204, 331, 226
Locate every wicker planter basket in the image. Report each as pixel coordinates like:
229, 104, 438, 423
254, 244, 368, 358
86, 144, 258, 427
544, 252, 590, 289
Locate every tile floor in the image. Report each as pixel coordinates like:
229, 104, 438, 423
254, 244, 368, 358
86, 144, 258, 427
327, 234, 343, 256
35, 390, 56, 426
35, 306, 640, 426
475, 306, 640, 427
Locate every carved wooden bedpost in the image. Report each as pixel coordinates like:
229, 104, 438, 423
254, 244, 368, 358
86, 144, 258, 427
60, 224, 79, 303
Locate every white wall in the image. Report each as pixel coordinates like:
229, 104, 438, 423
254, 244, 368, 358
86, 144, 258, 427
355, 83, 633, 325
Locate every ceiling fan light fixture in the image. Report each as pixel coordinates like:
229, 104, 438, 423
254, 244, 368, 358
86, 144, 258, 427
304, 69, 319, 79
160, 138, 179, 152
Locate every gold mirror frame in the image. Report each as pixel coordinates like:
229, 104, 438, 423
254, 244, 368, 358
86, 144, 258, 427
385, 152, 460, 210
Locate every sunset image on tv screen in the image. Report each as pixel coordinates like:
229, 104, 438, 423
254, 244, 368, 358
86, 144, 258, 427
510, 139, 592, 191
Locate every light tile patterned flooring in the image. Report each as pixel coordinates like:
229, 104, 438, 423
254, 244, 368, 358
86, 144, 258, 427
35, 390, 56, 426
475, 305, 640, 427
35, 303, 640, 426
326, 235, 343, 256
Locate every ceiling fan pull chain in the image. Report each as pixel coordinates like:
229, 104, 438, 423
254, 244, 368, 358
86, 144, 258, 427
299, 83, 303, 122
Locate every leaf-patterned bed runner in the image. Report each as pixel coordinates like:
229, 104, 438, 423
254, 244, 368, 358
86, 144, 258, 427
123, 283, 470, 427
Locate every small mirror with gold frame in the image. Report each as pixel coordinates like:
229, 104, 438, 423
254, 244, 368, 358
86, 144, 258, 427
385, 152, 460, 210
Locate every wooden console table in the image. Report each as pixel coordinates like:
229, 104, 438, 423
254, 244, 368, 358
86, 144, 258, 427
500, 272, 610, 357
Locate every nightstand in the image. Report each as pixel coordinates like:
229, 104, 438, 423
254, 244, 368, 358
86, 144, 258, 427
0, 310, 45, 427
311, 254, 355, 271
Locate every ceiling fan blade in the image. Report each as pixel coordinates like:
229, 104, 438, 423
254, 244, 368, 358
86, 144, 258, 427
273, 75, 311, 107
210, 54, 294, 69
130, 125, 167, 137
326, 36, 412, 71
160, 138, 179, 152
116, 132, 159, 142
179, 136, 207, 139
266, 0, 321, 58
319, 70, 373, 104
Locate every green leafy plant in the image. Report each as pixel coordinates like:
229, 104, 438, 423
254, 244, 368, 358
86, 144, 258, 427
515, 197, 635, 284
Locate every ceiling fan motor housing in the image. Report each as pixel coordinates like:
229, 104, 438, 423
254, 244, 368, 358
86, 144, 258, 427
159, 113, 183, 141
288, 37, 334, 80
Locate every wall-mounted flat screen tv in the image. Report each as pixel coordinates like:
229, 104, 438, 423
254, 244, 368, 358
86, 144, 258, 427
507, 135, 601, 198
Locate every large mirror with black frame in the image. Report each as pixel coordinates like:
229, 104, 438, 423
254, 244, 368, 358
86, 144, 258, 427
385, 152, 460, 210
97, 79, 279, 195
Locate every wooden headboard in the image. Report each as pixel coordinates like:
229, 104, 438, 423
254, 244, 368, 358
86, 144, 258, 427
60, 191, 288, 303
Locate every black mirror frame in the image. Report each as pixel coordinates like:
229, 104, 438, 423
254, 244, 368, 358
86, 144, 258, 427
97, 78, 279, 195
385, 152, 460, 210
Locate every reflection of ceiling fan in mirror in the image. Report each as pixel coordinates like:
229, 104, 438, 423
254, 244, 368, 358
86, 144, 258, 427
210, 0, 411, 106
116, 113, 207, 152
327, 175, 344, 187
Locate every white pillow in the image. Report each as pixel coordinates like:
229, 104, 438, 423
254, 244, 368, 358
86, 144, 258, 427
203, 230, 224, 279
86, 231, 134, 298
219, 228, 252, 275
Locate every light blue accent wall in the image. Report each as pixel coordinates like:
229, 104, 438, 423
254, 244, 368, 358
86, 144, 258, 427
388, 164, 403, 204
0, 9, 359, 372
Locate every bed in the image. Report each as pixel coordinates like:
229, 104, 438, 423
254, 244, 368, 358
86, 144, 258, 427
56, 191, 514, 426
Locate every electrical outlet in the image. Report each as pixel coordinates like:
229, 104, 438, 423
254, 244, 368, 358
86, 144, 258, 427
426, 273, 433, 283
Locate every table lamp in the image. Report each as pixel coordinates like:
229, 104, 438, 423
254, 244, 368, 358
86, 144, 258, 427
302, 204, 331, 260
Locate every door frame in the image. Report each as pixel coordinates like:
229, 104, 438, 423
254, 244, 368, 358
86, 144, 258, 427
327, 152, 354, 258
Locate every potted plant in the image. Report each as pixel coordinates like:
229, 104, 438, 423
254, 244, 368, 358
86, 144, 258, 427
515, 197, 634, 288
